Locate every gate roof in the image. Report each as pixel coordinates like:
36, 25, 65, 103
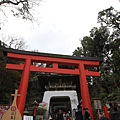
2, 47, 103, 62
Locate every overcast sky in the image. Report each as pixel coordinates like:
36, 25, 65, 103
1, 0, 120, 55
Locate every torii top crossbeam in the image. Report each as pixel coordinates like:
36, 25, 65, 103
2, 47, 103, 120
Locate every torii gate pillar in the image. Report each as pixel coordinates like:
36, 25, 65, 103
79, 63, 93, 119
17, 59, 31, 115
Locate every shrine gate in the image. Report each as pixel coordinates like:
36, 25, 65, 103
3, 47, 103, 120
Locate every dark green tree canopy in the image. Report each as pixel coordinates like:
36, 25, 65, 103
73, 6, 120, 104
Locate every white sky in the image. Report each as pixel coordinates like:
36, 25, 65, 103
0, 0, 120, 55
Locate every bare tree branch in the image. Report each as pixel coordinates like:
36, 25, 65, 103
0, 0, 27, 5
0, 0, 41, 29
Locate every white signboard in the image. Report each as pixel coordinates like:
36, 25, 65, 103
94, 99, 102, 109
23, 115, 33, 120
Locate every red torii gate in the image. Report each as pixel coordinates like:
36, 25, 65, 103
3, 48, 103, 120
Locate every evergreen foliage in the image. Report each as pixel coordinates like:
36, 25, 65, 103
73, 7, 120, 105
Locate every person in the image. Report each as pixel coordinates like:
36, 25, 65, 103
66, 114, 71, 120
63, 112, 67, 120
66, 111, 71, 120
110, 107, 120, 120
83, 108, 91, 120
51, 109, 58, 120
57, 109, 64, 120
98, 109, 104, 119
98, 110, 109, 120
75, 105, 83, 120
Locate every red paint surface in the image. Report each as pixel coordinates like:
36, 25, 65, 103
17, 58, 31, 116
79, 63, 94, 120
103, 106, 110, 120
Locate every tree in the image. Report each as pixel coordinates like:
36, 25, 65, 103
0, 36, 29, 104
98, 6, 120, 30
73, 7, 120, 105
97, 7, 120, 98
0, 0, 41, 29
1, 34, 28, 50
0, 41, 22, 104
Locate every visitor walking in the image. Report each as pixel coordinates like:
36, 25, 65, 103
98, 109, 108, 120
75, 105, 83, 120
51, 109, 58, 120
66, 111, 71, 120
83, 108, 91, 120
63, 112, 67, 120
110, 107, 120, 120
57, 109, 64, 120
